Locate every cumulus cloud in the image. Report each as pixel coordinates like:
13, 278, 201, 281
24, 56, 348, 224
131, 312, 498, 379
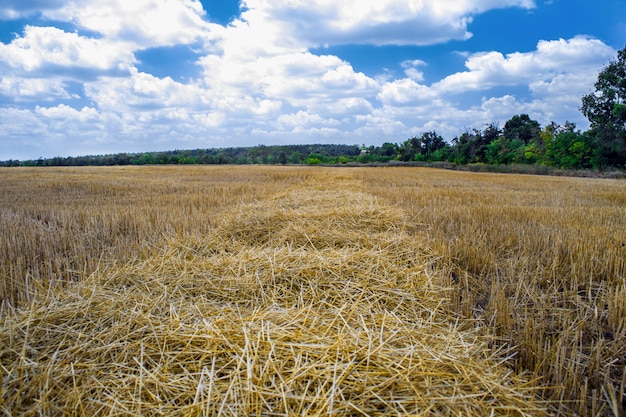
0, 26, 134, 74
47, 0, 217, 48
0, 25, 135, 103
199, 45, 378, 123
401, 60, 427, 81
36, 104, 99, 121
84, 69, 209, 111
378, 79, 438, 106
240, 0, 535, 46
373, 38, 615, 135
0, 77, 72, 101
0, 0, 619, 160
435, 36, 614, 94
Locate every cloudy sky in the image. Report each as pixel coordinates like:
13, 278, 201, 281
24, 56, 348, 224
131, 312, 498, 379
0, 0, 624, 160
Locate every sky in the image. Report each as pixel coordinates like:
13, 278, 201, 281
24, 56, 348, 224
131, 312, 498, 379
0, 0, 624, 160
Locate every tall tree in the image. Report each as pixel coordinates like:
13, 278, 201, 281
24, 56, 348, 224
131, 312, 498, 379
581, 45, 626, 168
419, 131, 446, 156
503, 114, 541, 144
398, 136, 422, 161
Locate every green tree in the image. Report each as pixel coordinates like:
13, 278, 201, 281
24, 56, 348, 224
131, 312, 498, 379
356, 153, 378, 163
581, 45, 626, 168
429, 145, 452, 162
133, 153, 156, 165
486, 138, 525, 165
369, 142, 398, 161
305, 156, 322, 165
544, 126, 593, 170
480, 123, 501, 162
503, 114, 541, 144
306, 153, 325, 165
399, 131, 445, 161
399, 136, 422, 161
288, 151, 305, 164
451, 131, 473, 164
452, 124, 500, 164
420, 131, 446, 160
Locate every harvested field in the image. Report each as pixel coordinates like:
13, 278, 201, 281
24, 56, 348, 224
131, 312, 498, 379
0, 166, 306, 308
359, 168, 626, 417
1, 168, 545, 416
1, 166, 624, 416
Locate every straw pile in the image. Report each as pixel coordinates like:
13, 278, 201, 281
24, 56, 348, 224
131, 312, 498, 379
1, 171, 545, 416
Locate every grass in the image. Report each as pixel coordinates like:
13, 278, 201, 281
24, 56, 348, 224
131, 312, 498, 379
1, 165, 625, 415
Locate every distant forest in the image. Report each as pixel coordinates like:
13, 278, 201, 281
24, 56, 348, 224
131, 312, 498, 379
4, 46, 626, 171
3, 113, 623, 171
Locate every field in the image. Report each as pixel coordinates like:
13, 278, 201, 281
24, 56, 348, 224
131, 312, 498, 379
1, 165, 624, 416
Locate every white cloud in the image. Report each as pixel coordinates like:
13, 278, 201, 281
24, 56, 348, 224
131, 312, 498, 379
477, 95, 526, 119
401, 60, 427, 81
322, 65, 376, 91
46, 0, 216, 48
84, 69, 209, 111
435, 36, 614, 94
36, 104, 99, 121
0, 104, 120, 159
373, 35, 616, 136
277, 111, 337, 129
0, 0, 619, 160
322, 98, 374, 117
0, 77, 72, 101
240, 0, 535, 46
0, 107, 46, 135
199, 46, 378, 117
0, 26, 134, 74
378, 79, 438, 106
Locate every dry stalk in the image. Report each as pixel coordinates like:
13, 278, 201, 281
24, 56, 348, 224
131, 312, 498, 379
1, 168, 544, 416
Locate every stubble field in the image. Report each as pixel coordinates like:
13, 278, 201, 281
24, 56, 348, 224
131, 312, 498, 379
1, 165, 624, 416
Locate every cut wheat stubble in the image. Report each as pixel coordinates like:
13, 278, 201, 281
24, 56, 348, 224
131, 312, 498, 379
1, 171, 545, 416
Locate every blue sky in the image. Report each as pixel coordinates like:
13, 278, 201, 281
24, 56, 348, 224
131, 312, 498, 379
0, 0, 624, 160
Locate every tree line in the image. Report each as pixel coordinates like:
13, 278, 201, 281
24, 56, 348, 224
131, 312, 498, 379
4, 113, 621, 170
3, 46, 625, 170
2, 144, 362, 167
